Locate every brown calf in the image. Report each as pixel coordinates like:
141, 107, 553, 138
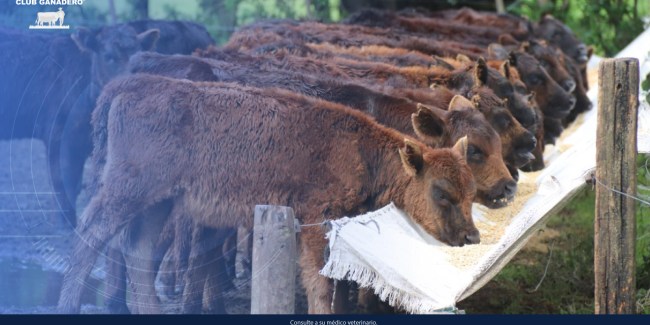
227, 21, 485, 59
305, 42, 440, 68
58, 74, 478, 314
344, 8, 515, 46
131, 51, 517, 208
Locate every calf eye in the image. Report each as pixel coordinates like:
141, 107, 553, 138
499, 83, 514, 97
433, 188, 450, 206
467, 144, 485, 163
494, 113, 511, 131
527, 74, 543, 86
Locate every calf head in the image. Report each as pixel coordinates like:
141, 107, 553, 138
521, 107, 547, 172
555, 50, 592, 126
486, 53, 540, 132
469, 88, 536, 169
428, 62, 480, 96
413, 96, 516, 209
534, 14, 591, 67
497, 61, 539, 132
399, 138, 479, 246
508, 50, 575, 119
521, 40, 576, 93
72, 25, 160, 95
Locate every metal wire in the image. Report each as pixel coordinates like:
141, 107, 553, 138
593, 177, 650, 207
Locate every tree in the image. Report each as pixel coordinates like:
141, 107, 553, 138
108, 0, 117, 23
128, 0, 149, 20
198, 0, 239, 43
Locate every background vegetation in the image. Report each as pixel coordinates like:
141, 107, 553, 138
0, 0, 649, 314
508, 0, 649, 56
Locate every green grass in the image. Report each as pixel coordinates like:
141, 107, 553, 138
459, 154, 650, 314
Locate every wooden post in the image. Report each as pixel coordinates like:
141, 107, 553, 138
595, 58, 639, 314
495, 0, 505, 13
250, 205, 297, 314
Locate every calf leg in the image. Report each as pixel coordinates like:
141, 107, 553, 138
201, 247, 228, 314
57, 193, 140, 313
221, 231, 237, 285
121, 201, 172, 314
299, 227, 333, 314
104, 240, 129, 314
180, 224, 212, 314
357, 288, 378, 313
235, 227, 252, 278
202, 228, 237, 313
332, 280, 350, 314
181, 226, 233, 314
157, 249, 178, 299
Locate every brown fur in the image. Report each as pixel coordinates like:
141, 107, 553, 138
58, 74, 479, 314
344, 8, 521, 46
306, 42, 439, 67
131, 51, 516, 208
425, 7, 532, 41
226, 21, 485, 59
204, 43, 471, 90
137, 54, 518, 259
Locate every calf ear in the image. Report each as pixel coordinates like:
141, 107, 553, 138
470, 94, 482, 109
449, 95, 474, 111
487, 43, 509, 60
456, 54, 471, 63
498, 34, 518, 46
452, 135, 469, 160
473, 57, 488, 86
137, 29, 160, 51
508, 52, 517, 67
526, 92, 536, 104
499, 61, 512, 80
71, 27, 97, 53
399, 139, 424, 176
412, 104, 445, 144
587, 46, 594, 59
430, 56, 455, 70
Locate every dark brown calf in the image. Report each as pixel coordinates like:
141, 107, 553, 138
227, 21, 485, 59
218, 43, 467, 90
534, 14, 592, 69
560, 54, 592, 127
488, 40, 592, 130
520, 40, 576, 93
305, 42, 440, 68
504, 51, 574, 145
58, 75, 478, 314
121, 51, 521, 311
131, 51, 516, 208
344, 8, 516, 46
121, 53, 520, 312
424, 7, 532, 41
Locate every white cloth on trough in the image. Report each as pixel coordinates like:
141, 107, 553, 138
320, 27, 650, 314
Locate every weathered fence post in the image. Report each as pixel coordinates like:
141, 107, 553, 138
251, 205, 297, 314
595, 58, 639, 314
